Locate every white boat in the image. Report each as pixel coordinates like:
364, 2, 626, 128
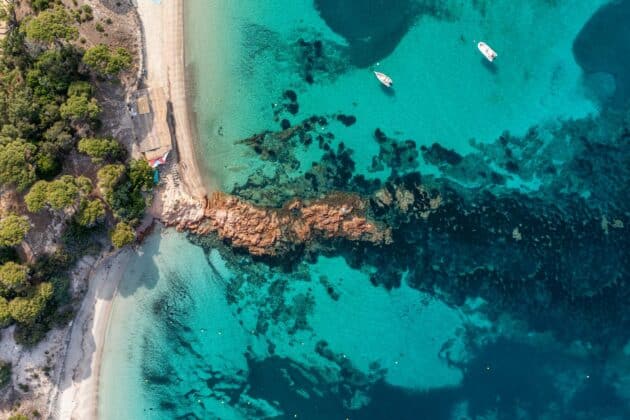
374, 71, 393, 87
477, 41, 498, 62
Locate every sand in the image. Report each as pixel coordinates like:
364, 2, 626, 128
52, 250, 133, 419
50, 1, 208, 418
138, 0, 207, 201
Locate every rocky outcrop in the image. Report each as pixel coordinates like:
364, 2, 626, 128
163, 191, 391, 257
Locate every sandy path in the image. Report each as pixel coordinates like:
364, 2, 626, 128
52, 250, 133, 420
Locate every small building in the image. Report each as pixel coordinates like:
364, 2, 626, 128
132, 87, 172, 162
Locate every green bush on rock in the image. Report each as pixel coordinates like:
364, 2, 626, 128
0, 360, 11, 388
0, 262, 29, 293
75, 198, 105, 228
0, 140, 37, 192
78, 137, 124, 163
0, 214, 30, 247
0, 298, 12, 328
23, 6, 78, 44
82, 44, 132, 76
110, 222, 135, 248
59, 94, 100, 122
25, 176, 83, 213
8, 282, 53, 325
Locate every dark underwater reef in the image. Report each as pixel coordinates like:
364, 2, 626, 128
228, 98, 630, 350
142, 239, 630, 419
313, 0, 455, 67
177, 104, 630, 417
156, 106, 630, 416
573, 0, 630, 105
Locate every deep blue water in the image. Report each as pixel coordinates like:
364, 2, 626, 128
100, 1, 630, 419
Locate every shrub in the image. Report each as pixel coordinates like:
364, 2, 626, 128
29, 0, 52, 12
0, 214, 30, 247
62, 221, 103, 258
0, 262, 29, 293
60, 95, 101, 122
25, 176, 81, 213
110, 222, 135, 248
0, 360, 11, 388
67, 80, 92, 98
82, 44, 132, 76
0, 140, 37, 191
23, 6, 78, 44
0, 297, 12, 328
75, 199, 105, 227
32, 250, 72, 280
8, 282, 53, 325
97, 164, 125, 196
128, 159, 153, 191
77, 137, 124, 163
14, 322, 48, 347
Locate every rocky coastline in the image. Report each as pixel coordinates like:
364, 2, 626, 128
160, 191, 391, 258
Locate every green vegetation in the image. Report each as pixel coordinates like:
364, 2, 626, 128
100, 160, 152, 223
0, 0, 150, 346
82, 44, 132, 76
0, 214, 30, 247
0, 262, 29, 294
8, 282, 53, 325
129, 159, 154, 191
0, 141, 38, 191
72, 4, 93, 23
25, 176, 87, 212
0, 1, 11, 21
60, 94, 101, 122
78, 137, 124, 163
0, 360, 11, 388
110, 221, 135, 248
46, 177, 79, 209
29, 0, 53, 12
67, 80, 92, 98
75, 198, 105, 227
8, 414, 29, 420
0, 298, 12, 328
23, 6, 78, 44
97, 163, 125, 195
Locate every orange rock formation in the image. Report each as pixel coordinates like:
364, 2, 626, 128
164, 192, 391, 257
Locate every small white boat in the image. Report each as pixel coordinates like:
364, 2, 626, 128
374, 71, 393, 87
477, 41, 498, 62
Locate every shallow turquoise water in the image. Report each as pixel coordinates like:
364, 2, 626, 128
185, 0, 603, 190
99, 1, 630, 418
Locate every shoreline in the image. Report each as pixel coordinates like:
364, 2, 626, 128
141, 0, 208, 201
52, 250, 133, 419
53, 1, 208, 418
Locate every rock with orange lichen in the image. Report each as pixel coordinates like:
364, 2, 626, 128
164, 192, 391, 257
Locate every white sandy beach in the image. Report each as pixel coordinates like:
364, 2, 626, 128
140, 0, 207, 200
53, 1, 207, 418
53, 250, 133, 419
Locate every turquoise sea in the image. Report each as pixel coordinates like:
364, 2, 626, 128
100, 1, 630, 419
